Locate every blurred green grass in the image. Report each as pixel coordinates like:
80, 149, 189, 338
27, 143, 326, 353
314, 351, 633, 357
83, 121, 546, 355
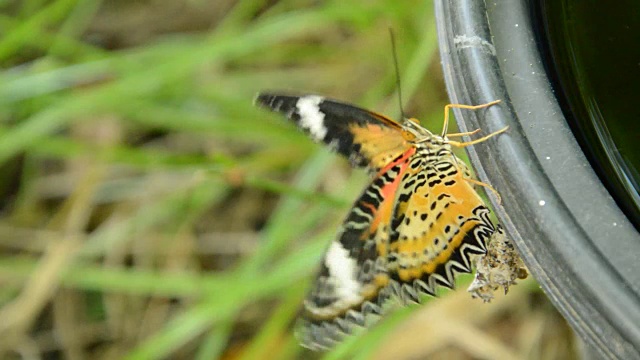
0, 1, 575, 359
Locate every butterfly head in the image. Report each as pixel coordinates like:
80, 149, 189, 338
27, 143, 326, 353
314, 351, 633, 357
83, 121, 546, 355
400, 117, 445, 146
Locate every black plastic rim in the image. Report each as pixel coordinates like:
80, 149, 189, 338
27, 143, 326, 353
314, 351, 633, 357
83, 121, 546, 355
434, 1, 640, 359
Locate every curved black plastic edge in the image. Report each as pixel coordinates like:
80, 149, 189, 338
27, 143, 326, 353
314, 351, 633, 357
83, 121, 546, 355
434, 1, 640, 359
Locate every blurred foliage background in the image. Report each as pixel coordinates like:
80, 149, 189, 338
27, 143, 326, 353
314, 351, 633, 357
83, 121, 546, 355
0, 0, 577, 359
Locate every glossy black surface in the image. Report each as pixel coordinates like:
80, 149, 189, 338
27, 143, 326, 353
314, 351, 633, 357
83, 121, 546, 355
536, 0, 640, 230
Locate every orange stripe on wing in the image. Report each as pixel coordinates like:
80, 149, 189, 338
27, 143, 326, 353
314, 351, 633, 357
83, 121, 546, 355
348, 123, 410, 171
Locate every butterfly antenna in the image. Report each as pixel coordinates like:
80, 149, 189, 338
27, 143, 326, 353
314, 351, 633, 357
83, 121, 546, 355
389, 28, 406, 121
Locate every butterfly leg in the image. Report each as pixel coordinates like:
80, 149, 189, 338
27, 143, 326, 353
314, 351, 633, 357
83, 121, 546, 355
446, 125, 509, 148
440, 100, 502, 136
464, 178, 502, 205
446, 128, 482, 138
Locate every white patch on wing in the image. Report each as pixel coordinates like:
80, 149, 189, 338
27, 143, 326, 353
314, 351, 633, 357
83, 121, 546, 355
325, 241, 362, 305
296, 95, 327, 141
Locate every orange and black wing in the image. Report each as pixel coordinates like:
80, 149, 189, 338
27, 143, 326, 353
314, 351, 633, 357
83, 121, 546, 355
255, 93, 410, 171
298, 147, 416, 350
296, 149, 496, 350
255, 93, 497, 351
385, 154, 494, 301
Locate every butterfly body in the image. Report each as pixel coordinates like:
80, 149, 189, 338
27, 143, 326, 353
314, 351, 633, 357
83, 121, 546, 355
255, 93, 500, 350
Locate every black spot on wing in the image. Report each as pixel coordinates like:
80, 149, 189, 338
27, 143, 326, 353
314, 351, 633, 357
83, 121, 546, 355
387, 222, 492, 299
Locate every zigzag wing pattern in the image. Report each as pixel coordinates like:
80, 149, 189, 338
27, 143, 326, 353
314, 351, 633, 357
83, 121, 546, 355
298, 147, 415, 350
385, 151, 494, 303
255, 92, 503, 351
298, 150, 496, 350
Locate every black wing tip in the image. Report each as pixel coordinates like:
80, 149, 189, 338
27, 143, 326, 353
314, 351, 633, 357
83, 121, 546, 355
254, 92, 329, 108
253, 92, 275, 108
254, 92, 305, 114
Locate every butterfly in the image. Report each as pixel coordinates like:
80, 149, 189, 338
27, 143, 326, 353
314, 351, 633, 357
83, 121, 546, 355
255, 93, 508, 350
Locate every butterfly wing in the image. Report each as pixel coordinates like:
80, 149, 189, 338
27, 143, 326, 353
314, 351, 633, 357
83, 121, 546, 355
386, 153, 494, 301
256, 93, 498, 350
299, 151, 496, 350
299, 147, 416, 350
255, 93, 409, 171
